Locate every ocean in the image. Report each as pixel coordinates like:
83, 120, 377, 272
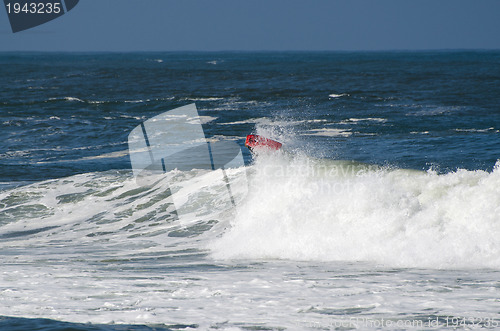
0, 51, 500, 330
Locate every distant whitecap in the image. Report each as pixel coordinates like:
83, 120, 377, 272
328, 93, 349, 99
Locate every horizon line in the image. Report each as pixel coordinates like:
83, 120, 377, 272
1, 48, 500, 54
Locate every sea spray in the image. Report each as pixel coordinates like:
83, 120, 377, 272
210, 153, 500, 269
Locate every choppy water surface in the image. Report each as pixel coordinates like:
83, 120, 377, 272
1, 51, 500, 330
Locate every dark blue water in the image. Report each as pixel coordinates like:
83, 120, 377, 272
1, 51, 500, 330
0, 316, 190, 331
1, 51, 499, 184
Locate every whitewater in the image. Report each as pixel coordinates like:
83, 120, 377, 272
1, 144, 500, 329
2, 51, 500, 330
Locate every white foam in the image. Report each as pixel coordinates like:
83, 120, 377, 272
218, 117, 316, 127
49, 96, 175, 105
210, 154, 500, 269
340, 118, 387, 124
47, 96, 85, 103
304, 128, 352, 137
329, 93, 349, 98
75, 150, 130, 161
124, 99, 149, 103
455, 127, 498, 133
1, 164, 500, 327
182, 97, 225, 102
218, 118, 262, 126
198, 115, 218, 124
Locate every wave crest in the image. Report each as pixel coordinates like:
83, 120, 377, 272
210, 154, 500, 269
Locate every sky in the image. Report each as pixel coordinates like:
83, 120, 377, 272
1, 0, 500, 52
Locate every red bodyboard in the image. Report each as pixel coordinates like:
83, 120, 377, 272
245, 135, 282, 151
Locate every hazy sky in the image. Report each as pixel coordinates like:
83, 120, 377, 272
1, 0, 500, 52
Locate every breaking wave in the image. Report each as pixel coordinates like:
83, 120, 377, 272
1, 150, 500, 269
210, 152, 500, 269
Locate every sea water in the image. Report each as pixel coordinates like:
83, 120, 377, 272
1, 52, 500, 330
